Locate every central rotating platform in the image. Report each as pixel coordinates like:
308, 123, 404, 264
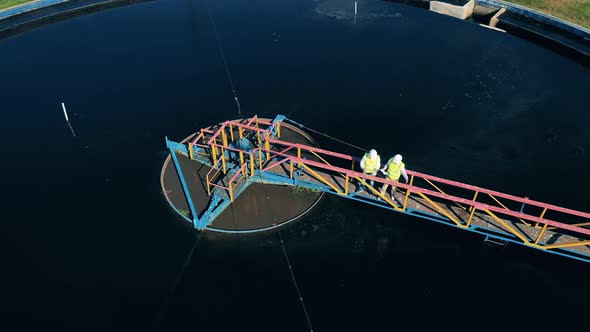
160, 119, 324, 233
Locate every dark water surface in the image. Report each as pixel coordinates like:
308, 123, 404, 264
1, 0, 589, 331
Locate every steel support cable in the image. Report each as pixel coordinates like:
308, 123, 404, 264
151, 231, 204, 332
277, 227, 314, 332
206, 5, 242, 118
255, 157, 314, 332
284, 118, 366, 152
207, 7, 356, 150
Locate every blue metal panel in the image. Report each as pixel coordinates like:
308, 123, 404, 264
195, 176, 258, 229
269, 114, 286, 137
252, 170, 296, 187
548, 248, 590, 264
166, 137, 199, 227
167, 140, 189, 156
190, 145, 210, 164
405, 208, 455, 224
519, 201, 526, 213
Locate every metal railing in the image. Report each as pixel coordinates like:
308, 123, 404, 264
191, 115, 590, 251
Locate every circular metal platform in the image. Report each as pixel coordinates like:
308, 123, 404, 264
160, 120, 324, 233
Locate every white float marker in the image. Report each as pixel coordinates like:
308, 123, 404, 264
61, 102, 76, 137
61, 102, 69, 121
355, 1, 357, 15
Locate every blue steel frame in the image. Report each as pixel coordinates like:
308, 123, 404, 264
165, 116, 590, 264
165, 136, 200, 227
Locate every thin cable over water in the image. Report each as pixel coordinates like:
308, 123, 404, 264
285, 118, 366, 152
254, 147, 314, 332
206, 6, 242, 118
150, 232, 203, 332
278, 227, 314, 332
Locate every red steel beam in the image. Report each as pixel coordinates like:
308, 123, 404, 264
264, 148, 590, 237
266, 137, 590, 220
228, 163, 248, 184
192, 117, 590, 239
408, 170, 590, 220
267, 138, 354, 161
262, 156, 291, 172
226, 121, 271, 133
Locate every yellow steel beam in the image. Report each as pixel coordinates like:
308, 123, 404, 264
221, 129, 228, 147
310, 150, 332, 166
416, 192, 462, 226
229, 123, 234, 141
300, 163, 342, 194
355, 177, 403, 211
466, 206, 477, 228
277, 121, 281, 138
201, 130, 206, 144
489, 194, 530, 226
221, 148, 227, 174
344, 175, 349, 195
403, 174, 414, 210
229, 182, 234, 202
534, 223, 548, 245
264, 135, 271, 161
544, 240, 590, 250
238, 126, 244, 164
483, 209, 529, 244
256, 118, 261, 145
206, 174, 211, 196
250, 153, 255, 176
468, 191, 479, 213
211, 145, 218, 166
188, 143, 194, 160
319, 162, 354, 197
290, 160, 294, 179
534, 208, 547, 228
239, 167, 248, 182
424, 178, 466, 210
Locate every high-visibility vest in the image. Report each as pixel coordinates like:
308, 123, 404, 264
386, 159, 405, 181
363, 153, 380, 174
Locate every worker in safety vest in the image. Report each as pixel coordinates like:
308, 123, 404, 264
379, 154, 408, 200
356, 149, 381, 193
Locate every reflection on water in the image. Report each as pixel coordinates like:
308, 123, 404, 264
313, 0, 402, 21
0, 0, 589, 331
